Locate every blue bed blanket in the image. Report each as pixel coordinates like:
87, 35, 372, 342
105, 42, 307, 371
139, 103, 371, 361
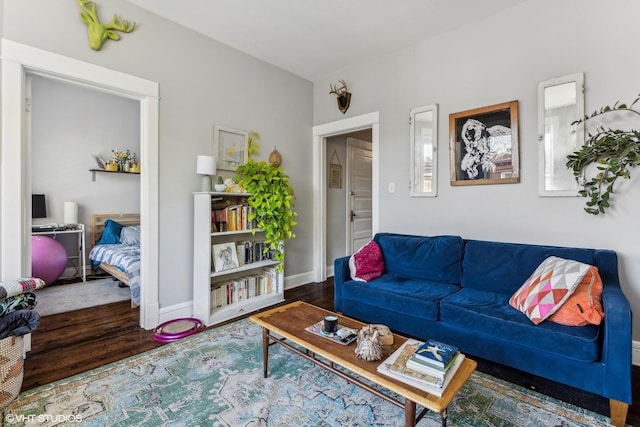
89, 244, 140, 306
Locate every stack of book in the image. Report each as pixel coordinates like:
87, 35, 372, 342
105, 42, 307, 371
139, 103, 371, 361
377, 338, 464, 397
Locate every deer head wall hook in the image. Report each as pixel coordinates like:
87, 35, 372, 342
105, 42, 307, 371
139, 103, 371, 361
78, 0, 136, 51
329, 80, 351, 114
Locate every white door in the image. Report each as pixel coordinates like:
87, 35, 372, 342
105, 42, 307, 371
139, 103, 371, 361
347, 137, 372, 253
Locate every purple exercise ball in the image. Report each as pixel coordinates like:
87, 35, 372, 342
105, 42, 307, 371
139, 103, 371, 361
31, 236, 67, 285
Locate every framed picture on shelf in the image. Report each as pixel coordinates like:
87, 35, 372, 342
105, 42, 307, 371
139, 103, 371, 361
212, 242, 240, 272
214, 125, 249, 171
449, 100, 519, 186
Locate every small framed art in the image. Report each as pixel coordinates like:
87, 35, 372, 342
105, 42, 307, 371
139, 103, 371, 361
214, 125, 249, 171
449, 100, 519, 186
329, 163, 342, 188
212, 242, 239, 272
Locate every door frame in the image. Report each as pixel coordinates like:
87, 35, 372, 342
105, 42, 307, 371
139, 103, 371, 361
1, 39, 160, 329
312, 112, 379, 282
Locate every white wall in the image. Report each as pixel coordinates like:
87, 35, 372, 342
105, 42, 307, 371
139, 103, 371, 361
31, 76, 141, 227
313, 0, 640, 339
326, 135, 348, 267
1, 0, 313, 307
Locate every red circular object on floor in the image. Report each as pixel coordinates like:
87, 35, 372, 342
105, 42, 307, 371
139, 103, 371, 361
152, 318, 204, 342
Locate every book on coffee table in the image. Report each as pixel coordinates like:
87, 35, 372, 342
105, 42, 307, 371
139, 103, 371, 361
377, 339, 465, 397
305, 321, 358, 345
413, 339, 458, 368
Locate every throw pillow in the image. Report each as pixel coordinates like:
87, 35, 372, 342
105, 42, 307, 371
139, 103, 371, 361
120, 225, 141, 246
548, 266, 604, 326
97, 219, 123, 245
509, 256, 591, 325
348, 240, 384, 282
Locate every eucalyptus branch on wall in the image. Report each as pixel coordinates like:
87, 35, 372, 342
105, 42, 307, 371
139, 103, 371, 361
566, 94, 640, 215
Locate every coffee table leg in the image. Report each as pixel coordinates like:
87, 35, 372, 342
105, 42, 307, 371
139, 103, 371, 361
262, 327, 269, 378
404, 399, 416, 427
441, 408, 447, 427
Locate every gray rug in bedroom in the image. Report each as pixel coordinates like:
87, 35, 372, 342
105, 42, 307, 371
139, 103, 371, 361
34, 278, 131, 316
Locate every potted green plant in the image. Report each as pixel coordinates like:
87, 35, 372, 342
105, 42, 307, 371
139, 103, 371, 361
214, 175, 227, 192
566, 93, 640, 215
235, 159, 297, 267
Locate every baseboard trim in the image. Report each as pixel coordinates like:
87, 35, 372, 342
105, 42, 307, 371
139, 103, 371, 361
633, 340, 640, 366
158, 300, 193, 324
284, 271, 314, 290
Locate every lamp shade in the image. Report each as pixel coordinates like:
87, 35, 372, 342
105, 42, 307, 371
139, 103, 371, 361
63, 201, 78, 224
196, 155, 216, 176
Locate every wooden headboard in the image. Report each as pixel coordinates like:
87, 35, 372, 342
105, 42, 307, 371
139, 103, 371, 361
90, 213, 140, 248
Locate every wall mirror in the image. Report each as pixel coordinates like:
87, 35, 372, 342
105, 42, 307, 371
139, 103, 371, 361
538, 73, 584, 196
410, 104, 438, 197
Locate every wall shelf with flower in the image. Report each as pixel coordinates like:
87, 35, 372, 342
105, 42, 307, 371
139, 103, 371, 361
89, 168, 140, 181
90, 149, 140, 181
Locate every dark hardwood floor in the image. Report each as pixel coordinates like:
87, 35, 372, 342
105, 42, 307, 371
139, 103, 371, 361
24, 279, 639, 425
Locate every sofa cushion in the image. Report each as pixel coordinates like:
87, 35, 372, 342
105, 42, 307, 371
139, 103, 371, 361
374, 233, 463, 283
348, 240, 384, 282
548, 266, 604, 326
341, 274, 461, 321
461, 240, 595, 294
440, 288, 600, 362
509, 256, 591, 325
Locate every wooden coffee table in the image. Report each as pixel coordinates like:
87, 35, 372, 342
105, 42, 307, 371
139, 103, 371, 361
249, 301, 477, 427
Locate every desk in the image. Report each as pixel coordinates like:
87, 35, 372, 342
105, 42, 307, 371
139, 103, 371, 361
32, 224, 86, 282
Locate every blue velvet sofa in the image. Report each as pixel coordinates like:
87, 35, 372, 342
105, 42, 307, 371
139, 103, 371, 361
334, 233, 632, 427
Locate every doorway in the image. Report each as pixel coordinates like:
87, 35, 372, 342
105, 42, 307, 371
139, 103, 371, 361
312, 112, 380, 282
325, 133, 372, 276
28, 74, 141, 310
1, 39, 160, 329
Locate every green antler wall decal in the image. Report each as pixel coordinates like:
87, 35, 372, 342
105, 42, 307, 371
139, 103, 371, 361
78, 0, 136, 51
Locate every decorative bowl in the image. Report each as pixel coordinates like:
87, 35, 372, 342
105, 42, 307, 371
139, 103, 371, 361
214, 184, 227, 192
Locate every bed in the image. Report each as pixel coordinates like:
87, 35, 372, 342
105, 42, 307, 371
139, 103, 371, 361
89, 213, 141, 308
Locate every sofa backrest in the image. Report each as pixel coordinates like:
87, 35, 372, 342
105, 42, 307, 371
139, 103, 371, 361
461, 239, 596, 294
373, 233, 463, 283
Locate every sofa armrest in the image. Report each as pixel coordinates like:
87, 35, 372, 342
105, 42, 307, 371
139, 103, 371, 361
601, 284, 632, 402
596, 250, 632, 403
333, 256, 351, 313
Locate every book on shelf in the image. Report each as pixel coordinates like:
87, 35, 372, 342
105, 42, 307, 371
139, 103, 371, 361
413, 339, 458, 368
209, 266, 281, 309
377, 339, 465, 397
406, 350, 460, 379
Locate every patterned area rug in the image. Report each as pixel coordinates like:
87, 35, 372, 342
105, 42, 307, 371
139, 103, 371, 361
6, 319, 616, 426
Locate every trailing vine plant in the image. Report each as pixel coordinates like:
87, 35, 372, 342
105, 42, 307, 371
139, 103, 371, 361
235, 160, 297, 268
566, 93, 640, 215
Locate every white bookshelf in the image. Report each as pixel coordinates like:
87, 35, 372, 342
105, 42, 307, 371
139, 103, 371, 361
193, 192, 284, 326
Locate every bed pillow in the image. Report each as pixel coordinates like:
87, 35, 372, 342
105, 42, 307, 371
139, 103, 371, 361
509, 256, 591, 325
548, 266, 604, 326
97, 219, 123, 245
120, 225, 141, 246
348, 240, 384, 282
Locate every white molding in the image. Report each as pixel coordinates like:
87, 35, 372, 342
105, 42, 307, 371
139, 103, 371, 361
312, 112, 379, 283
1, 39, 158, 98
1, 39, 160, 329
284, 271, 314, 290
633, 340, 640, 366
158, 300, 193, 325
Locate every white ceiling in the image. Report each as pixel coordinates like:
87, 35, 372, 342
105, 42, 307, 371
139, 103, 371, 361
125, 0, 526, 82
